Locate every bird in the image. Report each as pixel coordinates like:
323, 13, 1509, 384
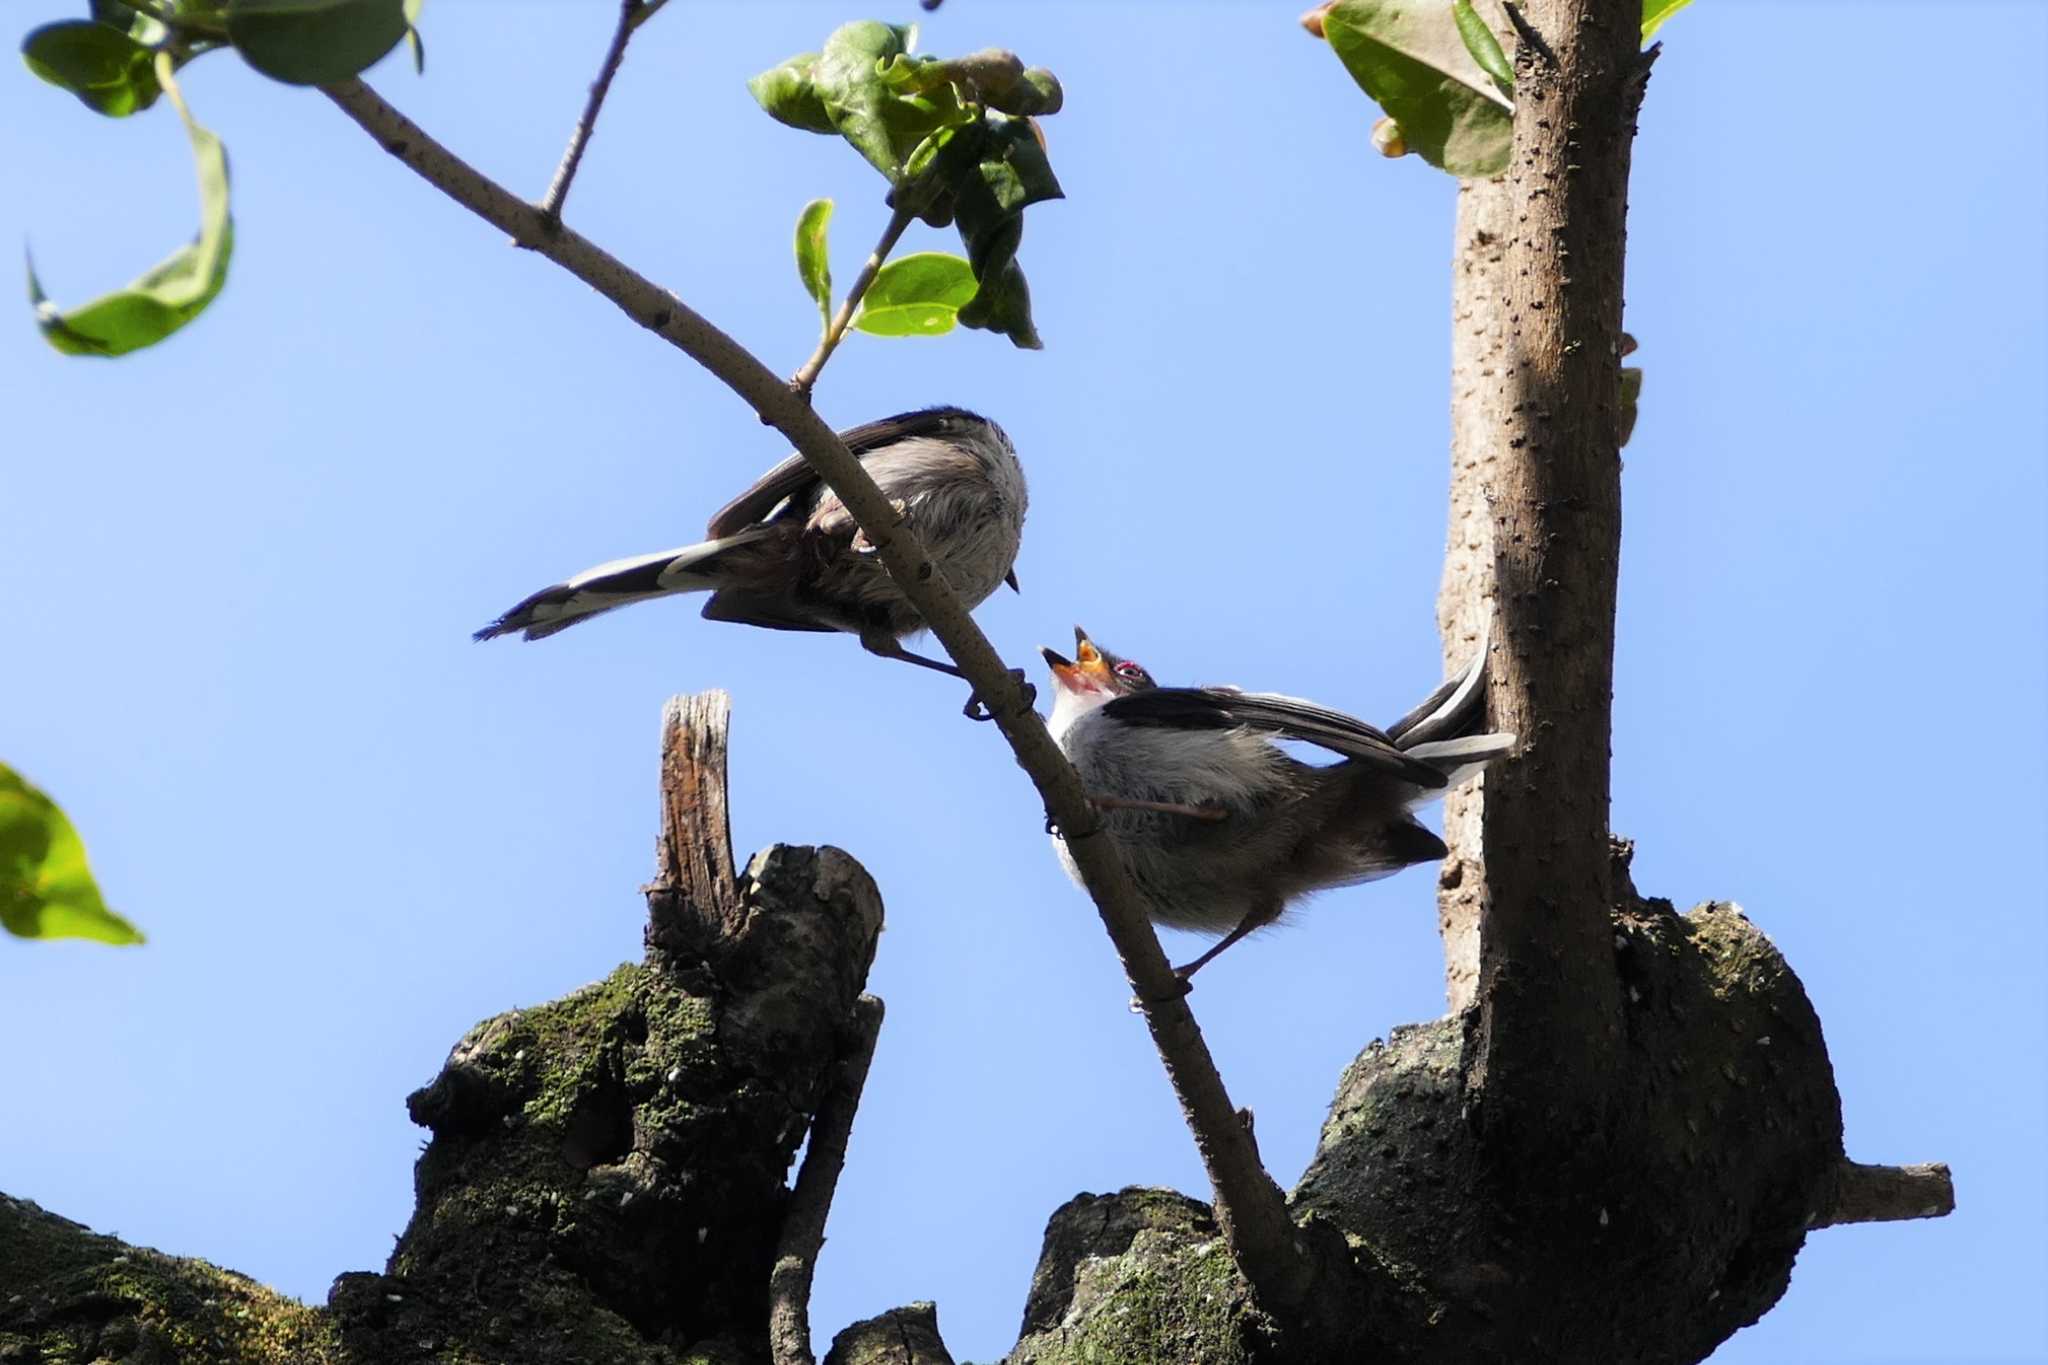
476, 407, 1029, 716
1039, 625, 1514, 982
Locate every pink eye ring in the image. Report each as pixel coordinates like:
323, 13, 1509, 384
1115, 661, 1144, 678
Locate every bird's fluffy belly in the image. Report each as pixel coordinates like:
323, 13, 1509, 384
1052, 714, 1303, 934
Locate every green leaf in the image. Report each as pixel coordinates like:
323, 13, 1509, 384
1, 764, 143, 945
1452, 0, 1513, 96
1619, 367, 1643, 446
1321, 0, 1514, 178
944, 114, 1058, 349
20, 20, 162, 117
1641, 0, 1693, 42
812, 20, 921, 181
226, 0, 409, 86
747, 50, 835, 132
930, 49, 1063, 116
851, 251, 975, 336
795, 198, 833, 333
29, 64, 234, 358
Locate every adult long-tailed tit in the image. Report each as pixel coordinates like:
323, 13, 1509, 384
1040, 626, 1514, 981
477, 407, 1028, 715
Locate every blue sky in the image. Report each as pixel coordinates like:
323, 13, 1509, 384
3, 3, 2042, 1361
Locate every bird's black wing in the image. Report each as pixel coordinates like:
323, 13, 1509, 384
1101, 687, 1449, 788
704, 407, 976, 538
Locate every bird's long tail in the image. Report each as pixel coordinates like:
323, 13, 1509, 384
473, 532, 764, 642
1384, 619, 1516, 793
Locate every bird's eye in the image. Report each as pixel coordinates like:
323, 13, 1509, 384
1115, 661, 1145, 680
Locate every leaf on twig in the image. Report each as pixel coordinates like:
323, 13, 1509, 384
812, 20, 928, 182
1318, 0, 1513, 178
752, 21, 1065, 349
795, 198, 834, 334
1, 764, 143, 946
936, 113, 1060, 349
1452, 0, 1513, 96
851, 251, 975, 336
225, 0, 410, 86
21, 19, 163, 117
748, 50, 836, 133
29, 62, 235, 357
1641, 0, 1694, 42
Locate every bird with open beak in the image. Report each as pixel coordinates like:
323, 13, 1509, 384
476, 407, 1028, 717
1040, 626, 1514, 982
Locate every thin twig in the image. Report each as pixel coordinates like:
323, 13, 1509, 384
538, 0, 669, 224
790, 203, 916, 396
320, 75, 1315, 1317
769, 995, 886, 1365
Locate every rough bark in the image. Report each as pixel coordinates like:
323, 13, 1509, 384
1448, 0, 1645, 1129
0, 848, 1955, 1365
2, 695, 885, 1365
1435, 177, 1513, 1015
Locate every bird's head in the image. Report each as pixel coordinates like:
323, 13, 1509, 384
1040, 626, 1155, 708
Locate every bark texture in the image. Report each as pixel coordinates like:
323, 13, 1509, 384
1449, 0, 1646, 1128
2, 695, 887, 1365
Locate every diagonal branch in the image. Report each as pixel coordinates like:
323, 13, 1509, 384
790, 202, 916, 396
319, 77, 1314, 1317
769, 994, 887, 1365
538, 0, 670, 224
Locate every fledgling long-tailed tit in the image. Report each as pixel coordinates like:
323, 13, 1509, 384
477, 407, 1028, 715
1040, 626, 1515, 981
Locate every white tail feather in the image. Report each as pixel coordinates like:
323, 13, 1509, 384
1402, 732, 1516, 800
477, 533, 758, 641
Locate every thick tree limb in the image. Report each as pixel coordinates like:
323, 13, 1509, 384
1435, 0, 1642, 1113
1815, 1161, 1956, 1229
318, 77, 1310, 1315
770, 995, 887, 1365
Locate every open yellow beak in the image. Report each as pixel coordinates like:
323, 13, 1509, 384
1040, 626, 1112, 689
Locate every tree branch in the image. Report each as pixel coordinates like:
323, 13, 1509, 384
318, 76, 1312, 1315
1814, 1161, 1956, 1229
771, 994, 887, 1365
790, 202, 916, 396
1437, 0, 1643, 1118
538, 0, 668, 224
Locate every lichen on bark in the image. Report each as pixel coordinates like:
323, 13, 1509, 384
1, 840, 884, 1365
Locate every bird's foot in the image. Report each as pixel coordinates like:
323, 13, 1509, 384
962, 670, 1035, 722
851, 499, 911, 555
1128, 974, 1196, 1012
